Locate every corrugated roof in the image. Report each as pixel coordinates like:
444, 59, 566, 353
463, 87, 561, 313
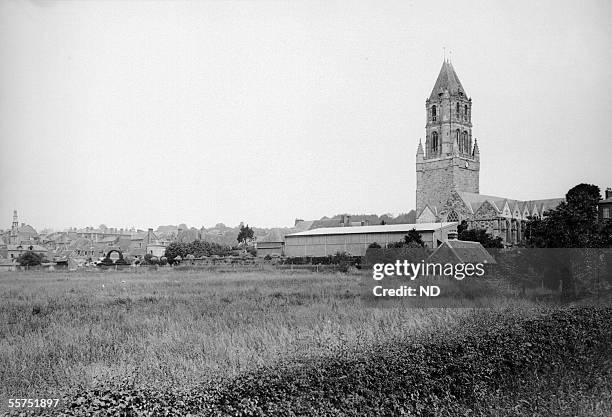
286, 222, 457, 237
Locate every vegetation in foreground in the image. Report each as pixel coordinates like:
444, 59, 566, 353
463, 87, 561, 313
0, 270, 467, 404
26, 306, 612, 416
1, 271, 611, 416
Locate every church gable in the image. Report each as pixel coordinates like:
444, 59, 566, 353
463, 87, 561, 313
473, 200, 500, 220
439, 190, 472, 221
500, 201, 512, 217
522, 203, 531, 219
416, 205, 438, 223
511, 202, 522, 219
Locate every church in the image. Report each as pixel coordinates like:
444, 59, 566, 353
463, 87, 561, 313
415, 60, 564, 246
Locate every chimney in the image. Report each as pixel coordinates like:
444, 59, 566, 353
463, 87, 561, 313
606, 187, 612, 199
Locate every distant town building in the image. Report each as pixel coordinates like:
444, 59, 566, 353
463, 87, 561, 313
131, 228, 166, 258
256, 229, 286, 257
256, 241, 285, 258
2, 210, 39, 245
0, 244, 48, 262
599, 188, 612, 222
74, 226, 131, 242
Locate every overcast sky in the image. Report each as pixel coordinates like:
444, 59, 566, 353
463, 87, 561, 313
1, 0, 610, 231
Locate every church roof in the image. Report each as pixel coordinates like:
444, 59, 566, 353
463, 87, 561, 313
429, 60, 467, 101
455, 192, 563, 217
456, 192, 510, 214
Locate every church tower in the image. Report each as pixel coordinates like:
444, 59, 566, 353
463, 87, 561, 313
10, 210, 18, 244
416, 59, 480, 220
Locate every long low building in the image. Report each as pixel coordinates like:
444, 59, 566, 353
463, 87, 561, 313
284, 222, 458, 257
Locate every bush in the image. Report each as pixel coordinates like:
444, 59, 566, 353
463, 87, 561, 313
143, 253, 159, 265
165, 240, 232, 263
281, 253, 361, 270
16, 251, 46, 266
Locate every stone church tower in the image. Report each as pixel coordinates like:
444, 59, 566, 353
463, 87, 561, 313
416, 60, 480, 220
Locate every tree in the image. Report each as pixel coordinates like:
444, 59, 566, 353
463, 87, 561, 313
144, 253, 160, 265
368, 242, 381, 249
164, 242, 190, 264
189, 240, 210, 257
386, 229, 425, 248
237, 224, 254, 246
404, 229, 425, 247
524, 183, 607, 248
17, 251, 45, 266
522, 183, 612, 300
458, 228, 504, 248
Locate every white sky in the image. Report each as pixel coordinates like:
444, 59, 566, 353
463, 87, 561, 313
1, 0, 611, 230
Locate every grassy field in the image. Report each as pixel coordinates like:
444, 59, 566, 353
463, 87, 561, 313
0, 269, 473, 398
1, 269, 610, 416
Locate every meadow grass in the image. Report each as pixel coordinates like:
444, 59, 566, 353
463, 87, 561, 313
0, 268, 506, 402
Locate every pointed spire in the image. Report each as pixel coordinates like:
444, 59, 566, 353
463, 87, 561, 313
429, 60, 467, 101
416, 139, 424, 161
473, 139, 480, 156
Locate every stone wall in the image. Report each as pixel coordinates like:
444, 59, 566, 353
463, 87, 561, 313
416, 156, 479, 216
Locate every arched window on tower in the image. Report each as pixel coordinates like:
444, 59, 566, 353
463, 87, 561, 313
431, 105, 437, 122
431, 132, 439, 156
462, 131, 468, 154
456, 102, 460, 117
456, 129, 461, 152
464, 105, 468, 121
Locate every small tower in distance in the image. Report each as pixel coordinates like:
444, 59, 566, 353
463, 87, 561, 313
10, 210, 18, 244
